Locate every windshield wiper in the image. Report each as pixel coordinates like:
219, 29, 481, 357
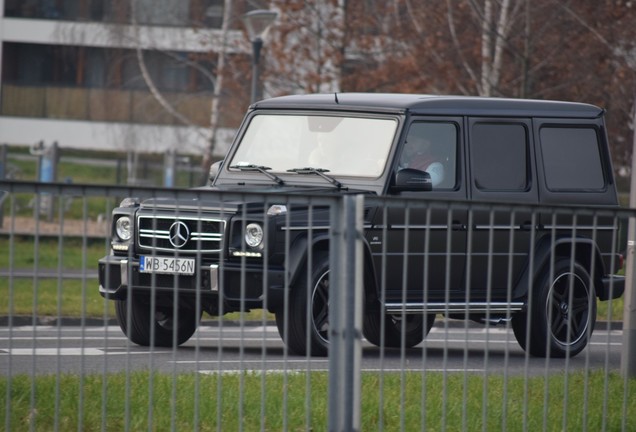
229, 164, 284, 185
287, 167, 343, 189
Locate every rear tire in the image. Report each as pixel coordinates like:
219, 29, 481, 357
512, 259, 596, 358
115, 293, 201, 347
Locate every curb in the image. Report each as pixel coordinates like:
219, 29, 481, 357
0, 316, 623, 331
0, 316, 276, 328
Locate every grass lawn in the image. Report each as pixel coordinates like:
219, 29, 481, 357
0, 236, 269, 322
0, 237, 107, 270
0, 370, 633, 431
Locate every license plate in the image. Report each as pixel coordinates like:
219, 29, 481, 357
139, 256, 195, 275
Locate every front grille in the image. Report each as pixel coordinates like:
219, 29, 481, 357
137, 215, 225, 253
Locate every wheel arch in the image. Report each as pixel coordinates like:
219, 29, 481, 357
513, 235, 606, 301
287, 232, 379, 306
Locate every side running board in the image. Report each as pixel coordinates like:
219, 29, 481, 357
384, 302, 525, 315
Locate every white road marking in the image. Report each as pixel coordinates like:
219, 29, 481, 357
198, 368, 486, 375
0, 348, 167, 356
172, 359, 329, 365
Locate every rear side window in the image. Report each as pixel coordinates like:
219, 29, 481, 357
540, 127, 605, 191
472, 123, 528, 191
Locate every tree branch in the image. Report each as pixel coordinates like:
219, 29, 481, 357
130, 0, 207, 140
446, 0, 481, 94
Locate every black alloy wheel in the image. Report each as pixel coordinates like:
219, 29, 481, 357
512, 259, 596, 358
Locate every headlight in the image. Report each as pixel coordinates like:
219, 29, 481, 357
244, 223, 264, 248
115, 216, 132, 241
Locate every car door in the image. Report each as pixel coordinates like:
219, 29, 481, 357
467, 118, 539, 302
370, 117, 467, 304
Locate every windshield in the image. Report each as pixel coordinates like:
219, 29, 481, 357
229, 114, 398, 177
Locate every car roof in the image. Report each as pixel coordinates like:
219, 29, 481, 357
253, 93, 603, 118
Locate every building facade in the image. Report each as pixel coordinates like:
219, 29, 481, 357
0, 0, 250, 156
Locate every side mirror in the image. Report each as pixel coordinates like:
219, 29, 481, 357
208, 160, 223, 185
392, 168, 432, 192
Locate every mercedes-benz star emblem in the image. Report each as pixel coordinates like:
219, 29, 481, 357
168, 221, 190, 248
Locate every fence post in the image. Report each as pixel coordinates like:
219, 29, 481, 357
622, 102, 636, 378
0, 143, 6, 227
329, 194, 363, 432
30, 140, 58, 222
164, 149, 176, 187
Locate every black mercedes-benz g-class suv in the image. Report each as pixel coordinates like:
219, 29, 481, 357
99, 93, 625, 358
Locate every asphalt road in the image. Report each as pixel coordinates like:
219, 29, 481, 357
0, 322, 623, 376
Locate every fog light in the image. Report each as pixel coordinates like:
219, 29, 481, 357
112, 243, 129, 252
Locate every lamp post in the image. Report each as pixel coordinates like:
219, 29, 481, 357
243, 9, 278, 104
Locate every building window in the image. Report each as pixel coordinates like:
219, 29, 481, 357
1, 43, 219, 126
2, 43, 213, 92
4, 0, 225, 28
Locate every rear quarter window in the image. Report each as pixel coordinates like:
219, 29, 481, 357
472, 122, 528, 191
540, 127, 605, 191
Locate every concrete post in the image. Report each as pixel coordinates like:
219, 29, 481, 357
164, 149, 176, 187
31, 141, 58, 221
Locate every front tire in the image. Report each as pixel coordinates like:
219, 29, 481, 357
364, 310, 435, 349
275, 251, 331, 356
115, 293, 201, 347
512, 259, 596, 358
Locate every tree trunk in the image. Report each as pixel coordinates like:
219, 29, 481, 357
203, 0, 233, 182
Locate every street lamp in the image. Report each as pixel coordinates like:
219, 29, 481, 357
243, 9, 278, 104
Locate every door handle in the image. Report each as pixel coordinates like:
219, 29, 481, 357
451, 221, 466, 230
520, 221, 539, 230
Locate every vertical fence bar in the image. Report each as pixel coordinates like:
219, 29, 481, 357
328, 194, 363, 432
622, 106, 636, 378
2, 181, 635, 430
0, 144, 6, 227
4, 192, 15, 432
623, 226, 636, 377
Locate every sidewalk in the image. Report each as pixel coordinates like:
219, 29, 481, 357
0, 216, 109, 238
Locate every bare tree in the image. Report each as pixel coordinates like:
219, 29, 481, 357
267, 0, 345, 94
56, 0, 636, 181
339, 0, 636, 174
57, 0, 251, 184
130, 1, 204, 130
202, 0, 234, 179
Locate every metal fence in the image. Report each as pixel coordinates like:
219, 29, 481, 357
0, 180, 635, 431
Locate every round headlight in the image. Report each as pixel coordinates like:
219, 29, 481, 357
115, 216, 132, 241
244, 223, 264, 248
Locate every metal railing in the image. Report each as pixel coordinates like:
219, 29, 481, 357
0, 85, 216, 126
0, 180, 634, 431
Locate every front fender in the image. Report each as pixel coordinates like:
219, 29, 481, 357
286, 232, 378, 304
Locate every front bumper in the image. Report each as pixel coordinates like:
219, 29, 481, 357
98, 255, 286, 308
